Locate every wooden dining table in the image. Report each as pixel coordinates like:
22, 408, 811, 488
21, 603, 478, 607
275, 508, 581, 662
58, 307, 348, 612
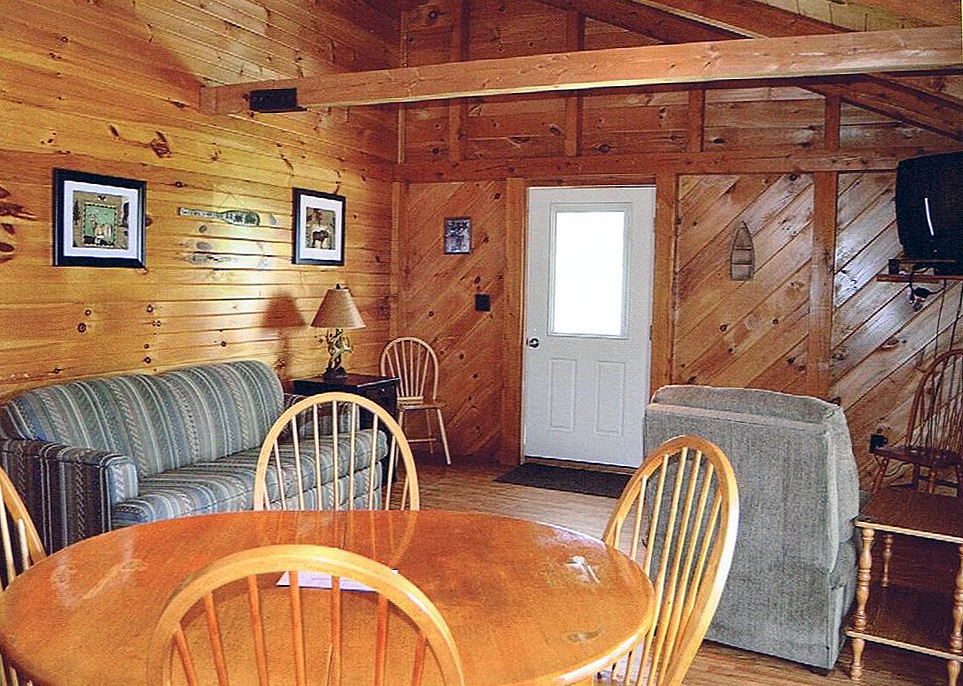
0, 509, 654, 686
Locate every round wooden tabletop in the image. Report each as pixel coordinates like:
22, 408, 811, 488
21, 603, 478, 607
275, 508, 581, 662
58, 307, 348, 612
0, 510, 654, 686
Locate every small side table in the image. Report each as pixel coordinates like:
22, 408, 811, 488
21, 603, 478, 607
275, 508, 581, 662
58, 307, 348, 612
847, 489, 963, 685
293, 374, 399, 420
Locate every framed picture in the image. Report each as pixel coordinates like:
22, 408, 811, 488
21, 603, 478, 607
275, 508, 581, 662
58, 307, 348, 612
53, 169, 146, 268
444, 216, 471, 254
292, 188, 345, 266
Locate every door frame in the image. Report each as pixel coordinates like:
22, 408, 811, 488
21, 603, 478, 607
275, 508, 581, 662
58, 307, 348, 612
499, 174, 678, 466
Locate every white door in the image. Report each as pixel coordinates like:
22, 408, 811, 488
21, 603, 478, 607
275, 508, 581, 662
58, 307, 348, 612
523, 186, 655, 467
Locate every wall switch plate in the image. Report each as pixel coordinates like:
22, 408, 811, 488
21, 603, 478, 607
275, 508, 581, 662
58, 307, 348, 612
475, 293, 491, 312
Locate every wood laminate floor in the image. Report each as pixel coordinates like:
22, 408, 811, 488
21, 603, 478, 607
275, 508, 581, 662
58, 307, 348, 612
411, 454, 948, 686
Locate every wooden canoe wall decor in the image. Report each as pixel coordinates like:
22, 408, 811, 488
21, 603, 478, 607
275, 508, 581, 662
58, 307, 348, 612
730, 222, 755, 280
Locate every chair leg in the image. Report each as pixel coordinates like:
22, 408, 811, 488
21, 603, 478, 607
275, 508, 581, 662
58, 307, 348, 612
424, 409, 437, 455
912, 465, 921, 491
394, 410, 405, 470
436, 408, 452, 465
871, 456, 889, 493
928, 463, 939, 494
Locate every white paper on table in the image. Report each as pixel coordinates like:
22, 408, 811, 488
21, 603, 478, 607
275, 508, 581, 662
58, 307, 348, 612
276, 571, 395, 592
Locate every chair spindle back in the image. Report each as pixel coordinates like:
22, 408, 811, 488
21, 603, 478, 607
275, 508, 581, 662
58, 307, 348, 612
380, 337, 439, 405
148, 544, 465, 686
603, 435, 739, 686
907, 349, 963, 468
253, 393, 419, 512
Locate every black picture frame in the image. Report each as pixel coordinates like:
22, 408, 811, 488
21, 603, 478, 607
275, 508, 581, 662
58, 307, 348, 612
53, 169, 146, 268
292, 188, 346, 266
444, 216, 471, 254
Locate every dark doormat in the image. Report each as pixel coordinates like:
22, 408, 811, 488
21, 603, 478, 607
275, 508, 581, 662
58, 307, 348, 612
494, 463, 631, 499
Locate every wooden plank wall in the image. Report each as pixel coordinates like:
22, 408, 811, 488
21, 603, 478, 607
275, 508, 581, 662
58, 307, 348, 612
397, 0, 962, 480
831, 172, 963, 487
0, 0, 398, 397
672, 173, 813, 392
397, 181, 506, 459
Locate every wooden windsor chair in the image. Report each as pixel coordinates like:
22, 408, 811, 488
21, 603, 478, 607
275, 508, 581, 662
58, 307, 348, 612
147, 544, 465, 686
600, 435, 739, 686
253, 392, 419, 512
1, 467, 46, 686
380, 337, 452, 465
871, 348, 963, 496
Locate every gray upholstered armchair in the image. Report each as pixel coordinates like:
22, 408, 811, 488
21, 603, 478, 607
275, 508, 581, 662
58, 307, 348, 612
643, 385, 860, 671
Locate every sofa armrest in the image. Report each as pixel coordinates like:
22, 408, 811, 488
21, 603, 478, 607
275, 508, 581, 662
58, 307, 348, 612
279, 392, 355, 437
282, 392, 307, 411
0, 439, 138, 552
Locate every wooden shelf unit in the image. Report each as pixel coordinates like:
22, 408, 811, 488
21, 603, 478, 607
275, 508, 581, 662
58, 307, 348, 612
877, 273, 963, 284
849, 584, 957, 660
847, 489, 963, 684
876, 258, 963, 284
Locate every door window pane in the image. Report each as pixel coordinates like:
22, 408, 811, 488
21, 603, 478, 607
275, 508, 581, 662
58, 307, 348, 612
551, 210, 626, 337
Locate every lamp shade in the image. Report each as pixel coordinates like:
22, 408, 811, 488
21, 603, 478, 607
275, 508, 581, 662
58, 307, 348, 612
311, 286, 366, 330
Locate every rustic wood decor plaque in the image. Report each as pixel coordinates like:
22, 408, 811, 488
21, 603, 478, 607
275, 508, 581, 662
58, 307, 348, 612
177, 207, 259, 226
730, 222, 755, 280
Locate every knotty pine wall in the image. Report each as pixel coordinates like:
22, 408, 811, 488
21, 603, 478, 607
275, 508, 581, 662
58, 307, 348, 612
397, 0, 962, 482
396, 181, 506, 459
0, 1, 398, 397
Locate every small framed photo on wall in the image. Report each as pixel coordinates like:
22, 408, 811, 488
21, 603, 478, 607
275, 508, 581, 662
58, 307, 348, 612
444, 216, 471, 254
53, 169, 146, 268
292, 188, 345, 266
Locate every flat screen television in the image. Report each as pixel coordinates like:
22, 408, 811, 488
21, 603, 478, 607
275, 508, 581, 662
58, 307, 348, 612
895, 151, 963, 273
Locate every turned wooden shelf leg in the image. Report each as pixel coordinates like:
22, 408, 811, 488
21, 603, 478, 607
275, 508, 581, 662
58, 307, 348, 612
851, 527, 875, 681
882, 533, 893, 588
949, 544, 963, 686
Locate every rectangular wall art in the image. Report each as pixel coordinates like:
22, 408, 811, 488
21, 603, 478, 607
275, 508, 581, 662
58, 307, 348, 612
292, 188, 345, 266
444, 216, 471, 254
53, 169, 146, 268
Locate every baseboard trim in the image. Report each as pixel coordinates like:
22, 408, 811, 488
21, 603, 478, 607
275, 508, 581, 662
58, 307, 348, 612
523, 455, 635, 476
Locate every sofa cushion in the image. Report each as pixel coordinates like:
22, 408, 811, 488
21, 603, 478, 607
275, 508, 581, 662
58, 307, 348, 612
155, 361, 283, 471
0, 361, 284, 480
112, 429, 387, 527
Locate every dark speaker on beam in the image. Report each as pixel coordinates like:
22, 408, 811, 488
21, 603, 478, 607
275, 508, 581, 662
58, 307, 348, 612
249, 88, 305, 113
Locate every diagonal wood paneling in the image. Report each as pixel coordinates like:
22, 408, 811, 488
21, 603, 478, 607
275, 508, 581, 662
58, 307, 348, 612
831, 171, 963, 489
674, 173, 813, 391
398, 181, 507, 459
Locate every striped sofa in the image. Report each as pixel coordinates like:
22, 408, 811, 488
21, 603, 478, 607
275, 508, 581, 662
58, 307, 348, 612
0, 361, 385, 552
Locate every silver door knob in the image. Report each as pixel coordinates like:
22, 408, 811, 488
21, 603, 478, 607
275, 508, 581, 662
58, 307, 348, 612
527, 337, 540, 349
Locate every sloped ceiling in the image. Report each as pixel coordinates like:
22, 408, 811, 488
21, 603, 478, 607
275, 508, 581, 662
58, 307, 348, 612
754, 0, 960, 29
534, 0, 963, 140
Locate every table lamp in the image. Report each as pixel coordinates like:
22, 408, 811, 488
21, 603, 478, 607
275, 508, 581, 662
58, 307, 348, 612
311, 284, 366, 380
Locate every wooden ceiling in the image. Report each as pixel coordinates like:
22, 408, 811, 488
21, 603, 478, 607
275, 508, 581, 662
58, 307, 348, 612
532, 0, 963, 138
752, 0, 961, 29
200, 0, 963, 141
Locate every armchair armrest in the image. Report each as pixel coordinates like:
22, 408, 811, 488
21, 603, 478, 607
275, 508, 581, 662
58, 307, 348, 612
0, 439, 138, 552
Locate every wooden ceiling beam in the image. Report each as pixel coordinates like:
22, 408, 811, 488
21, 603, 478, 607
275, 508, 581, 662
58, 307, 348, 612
625, 0, 847, 39
613, 0, 963, 138
396, 145, 963, 182
200, 27, 960, 115
533, 0, 741, 43
817, 79, 963, 140
395, 146, 963, 183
